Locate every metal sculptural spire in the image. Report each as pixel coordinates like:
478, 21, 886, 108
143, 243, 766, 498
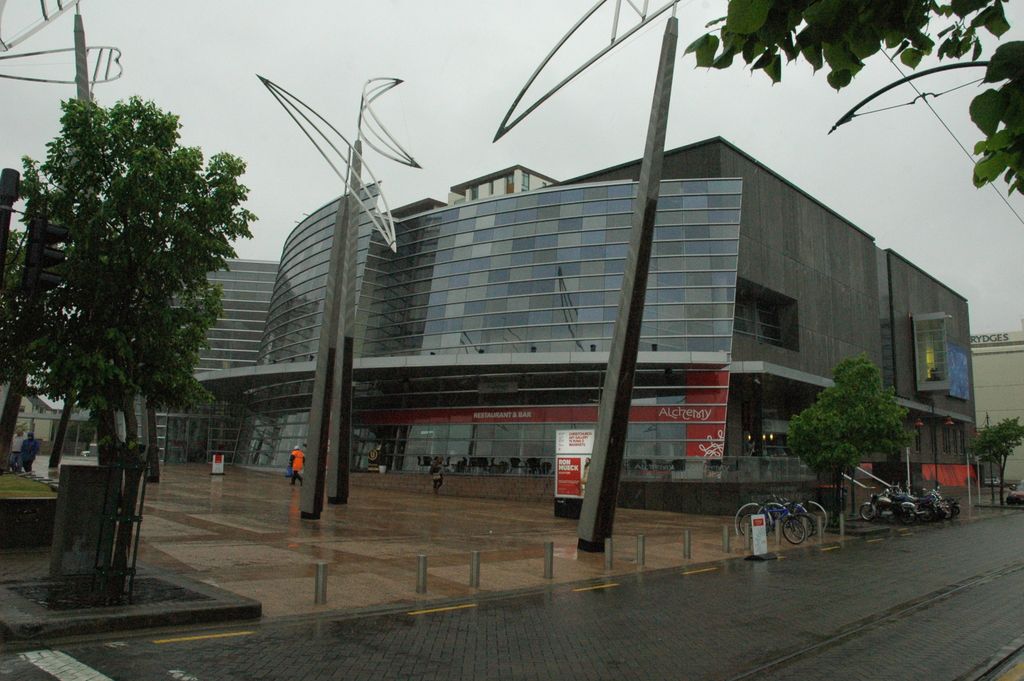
259, 74, 420, 519
493, 1, 680, 553
258, 76, 419, 252
0, 0, 83, 51
0, 45, 122, 85
0, 1, 120, 98
360, 78, 421, 169
494, 0, 679, 142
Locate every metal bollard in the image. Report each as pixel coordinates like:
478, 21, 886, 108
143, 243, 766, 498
817, 516, 824, 545
775, 520, 782, 546
416, 554, 427, 594
604, 537, 614, 570
314, 561, 327, 605
839, 513, 845, 540
636, 534, 645, 567
683, 529, 692, 560
722, 525, 730, 553
469, 550, 480, 588
543, 541, 554, 579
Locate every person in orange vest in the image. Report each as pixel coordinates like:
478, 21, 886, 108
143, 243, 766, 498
290, 444, 305, 486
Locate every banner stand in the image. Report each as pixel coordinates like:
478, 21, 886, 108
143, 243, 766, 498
554, 430, 593, 519
744, 514, 777, 561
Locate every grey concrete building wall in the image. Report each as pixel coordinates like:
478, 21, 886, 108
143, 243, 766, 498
569, 137, 884, 376
884, 249, 974, 423
714, 143, 882, 374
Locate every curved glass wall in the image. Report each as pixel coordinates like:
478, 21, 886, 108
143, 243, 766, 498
363, 179, 739, 356
240, 178, 741, 471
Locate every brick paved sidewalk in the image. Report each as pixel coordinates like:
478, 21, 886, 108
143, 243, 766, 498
3, 464, 1009, 622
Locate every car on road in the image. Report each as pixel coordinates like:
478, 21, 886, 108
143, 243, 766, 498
1006, 487, 1024, 505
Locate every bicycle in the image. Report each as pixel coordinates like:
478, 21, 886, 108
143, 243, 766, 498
735, 497, 807, 544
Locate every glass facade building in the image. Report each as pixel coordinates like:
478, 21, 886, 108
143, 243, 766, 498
181, 137, 976, 508
159, 259, 278, 463
235, 178, 742, 474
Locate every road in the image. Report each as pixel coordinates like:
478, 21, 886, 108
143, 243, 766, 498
2, 513, 1022, 681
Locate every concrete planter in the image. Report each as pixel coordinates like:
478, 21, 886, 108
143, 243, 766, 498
0, 496, 56, 549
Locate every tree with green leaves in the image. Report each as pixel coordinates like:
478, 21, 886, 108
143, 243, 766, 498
685, 0, 1023, 195
788, 354, 911, 515
970, 417, 1024, 504
17, 96, 255, 464
7, 96, 254, 601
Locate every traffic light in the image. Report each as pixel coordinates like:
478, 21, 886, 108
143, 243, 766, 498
21, 216, 69, 295
0, 168, 18, 290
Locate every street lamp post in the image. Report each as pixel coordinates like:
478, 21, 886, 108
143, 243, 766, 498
913, 417, 924, 491
942, 415, 954, 492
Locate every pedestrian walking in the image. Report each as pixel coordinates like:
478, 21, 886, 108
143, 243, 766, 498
20, 432, 39, 473
290, 444, 305, 486
7, 429, 25, 473
429, 456, 444, 494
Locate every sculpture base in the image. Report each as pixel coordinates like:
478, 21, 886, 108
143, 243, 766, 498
577, 537, 606, 553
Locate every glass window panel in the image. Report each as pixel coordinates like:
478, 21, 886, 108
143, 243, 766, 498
708, 194, 741, 208
608, 184, 634, 198
708, 210, 740, 223
708, 179, 742, 193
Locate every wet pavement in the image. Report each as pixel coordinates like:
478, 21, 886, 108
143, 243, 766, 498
134, 464, 771, 618
2, 465, 1004, 626
1, 494, 1021, 680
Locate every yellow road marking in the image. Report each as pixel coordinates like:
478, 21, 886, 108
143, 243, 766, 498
681, 567, 719, 576
407, 603, 478, 616
866, 538, 885, 543
821, 546, 839, 552
153, 630, 255, 644
572, 582, 620, 592
898, 531, 913, 536
996, 662, 1024, 681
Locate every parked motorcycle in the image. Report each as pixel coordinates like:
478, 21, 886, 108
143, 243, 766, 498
859, 486, 917, 524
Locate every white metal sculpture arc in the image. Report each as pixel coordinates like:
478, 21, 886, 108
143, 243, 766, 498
494, 0, 678, 141
258, 75, 398, 252
359, 78, 421, 169
0, 0, 83, 52
0, 44, 121, 84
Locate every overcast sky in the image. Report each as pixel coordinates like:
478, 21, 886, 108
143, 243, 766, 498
2, 1, 1022, 334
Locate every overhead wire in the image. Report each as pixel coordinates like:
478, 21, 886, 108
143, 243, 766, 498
884, 51, 1024, 227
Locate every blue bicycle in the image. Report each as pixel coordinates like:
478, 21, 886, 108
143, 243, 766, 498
734, 497, 824, 545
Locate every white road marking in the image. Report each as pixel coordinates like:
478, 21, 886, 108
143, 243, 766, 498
19, 650, 114, 681
169, 671, 200, 681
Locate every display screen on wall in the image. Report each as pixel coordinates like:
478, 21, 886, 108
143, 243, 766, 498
947, 342, 970, 400
912, 313, 950, 393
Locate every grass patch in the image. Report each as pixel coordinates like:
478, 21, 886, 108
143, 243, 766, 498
0, 475, 56, 498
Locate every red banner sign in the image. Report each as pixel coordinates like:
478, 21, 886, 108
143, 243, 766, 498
556, 455, 590, 499
359, 405, 727, 425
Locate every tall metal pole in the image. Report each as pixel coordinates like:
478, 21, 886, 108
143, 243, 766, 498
73, 9, 90, 102
577, 15, 677, 552
326, 140, 361, 504
301, 151, 357, 519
